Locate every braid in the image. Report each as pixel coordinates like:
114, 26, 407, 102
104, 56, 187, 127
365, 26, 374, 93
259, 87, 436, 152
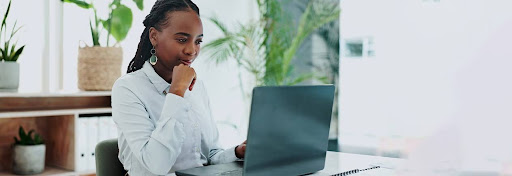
127, 0, 200, 73
127, 28, 150, 73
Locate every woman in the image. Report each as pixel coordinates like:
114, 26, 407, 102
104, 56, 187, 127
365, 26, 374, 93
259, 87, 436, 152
111, 0, 246, 175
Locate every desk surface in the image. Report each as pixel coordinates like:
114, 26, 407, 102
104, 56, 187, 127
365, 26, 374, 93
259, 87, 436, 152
170, 151, 511, 176
315, 152, 512, 176
312, 151, 402, 176
170, 152, 403, 176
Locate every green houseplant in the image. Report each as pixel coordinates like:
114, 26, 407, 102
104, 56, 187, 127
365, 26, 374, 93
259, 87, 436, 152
0, 0, 25, 92
203, 0, 340, 94
12, 126, 45, 175
61, 0, 144, 90
203, 0, 340, 135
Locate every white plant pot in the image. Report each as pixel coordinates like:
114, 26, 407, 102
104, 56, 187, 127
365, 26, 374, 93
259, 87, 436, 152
13, 144, 46, 175
0, 61, 20, 92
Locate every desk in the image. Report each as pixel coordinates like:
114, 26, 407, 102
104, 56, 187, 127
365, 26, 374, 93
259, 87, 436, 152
171, 151, 511, 176
314, 152, 512, 176
170, 152, 403, 176
312, 151, 402, 176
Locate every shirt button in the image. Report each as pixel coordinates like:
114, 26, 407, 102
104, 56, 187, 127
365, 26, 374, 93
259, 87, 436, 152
194, 124, 199, 128
162, 90, 167, 95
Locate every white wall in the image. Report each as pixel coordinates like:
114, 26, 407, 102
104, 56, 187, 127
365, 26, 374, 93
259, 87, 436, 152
192, 0, 258, 147
2, 0, 45, 92
339, 0, 512, 169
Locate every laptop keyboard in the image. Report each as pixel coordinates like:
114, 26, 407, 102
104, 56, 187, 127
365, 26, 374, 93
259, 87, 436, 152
215, 168, 243, 176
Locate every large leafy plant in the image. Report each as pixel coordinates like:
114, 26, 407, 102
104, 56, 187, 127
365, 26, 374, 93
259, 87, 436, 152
203, 0, 340, 91
0, 0, 25, 62
62, 0, 143, 46
13, 126, 44, 145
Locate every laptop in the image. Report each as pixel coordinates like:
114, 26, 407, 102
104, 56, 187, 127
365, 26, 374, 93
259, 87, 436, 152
176, 85, 335, 176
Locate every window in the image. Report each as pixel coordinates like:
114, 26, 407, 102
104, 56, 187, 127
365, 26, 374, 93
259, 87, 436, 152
343, 37, 374, 58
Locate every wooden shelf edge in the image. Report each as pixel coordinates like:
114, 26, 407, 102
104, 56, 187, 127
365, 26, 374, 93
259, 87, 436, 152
0, 91, 111, 98
0, 166, 93, 176
0, 108, 112, 118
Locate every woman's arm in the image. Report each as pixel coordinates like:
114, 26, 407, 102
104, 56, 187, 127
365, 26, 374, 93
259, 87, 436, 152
112, 79, 190, 175
199, 82, 241, 165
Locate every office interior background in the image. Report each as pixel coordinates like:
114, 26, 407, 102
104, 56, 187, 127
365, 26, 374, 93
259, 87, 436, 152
1, 0, 512, 175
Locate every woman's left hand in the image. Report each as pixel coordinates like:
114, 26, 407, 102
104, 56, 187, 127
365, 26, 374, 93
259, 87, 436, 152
235, 140, 247, 159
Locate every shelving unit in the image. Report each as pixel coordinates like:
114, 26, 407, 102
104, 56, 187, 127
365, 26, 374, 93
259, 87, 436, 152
0, 91, 111, 175
0, 166, 94, 176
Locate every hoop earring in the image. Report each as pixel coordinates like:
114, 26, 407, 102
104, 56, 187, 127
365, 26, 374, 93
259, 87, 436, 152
149, 47, 158, 65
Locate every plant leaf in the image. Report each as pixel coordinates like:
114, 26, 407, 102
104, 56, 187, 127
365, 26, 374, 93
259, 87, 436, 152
89, 20, 99, 46
61, 0, 92, 9
286, 73, 315, 86
208, 16, 230, 36
100, 19, 108, 31
281, 0, 340, 80
9, 20, 17, 38
11, 45, 24, 62
34, 134, 43, 145
4, 41, 9, 60
9, 41, 15, 55
110, 5, 132, 43
132, 0, 143, 10
14, 137, 19, 144
1, 0, 11, 31
0, 48, 4, 61
101, 18, 110, 45
202, 35, 237, 64
19, 127, 27, 144
27, 130, 34, 142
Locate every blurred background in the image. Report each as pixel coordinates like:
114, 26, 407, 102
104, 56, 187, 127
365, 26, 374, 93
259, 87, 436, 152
2, 0, 512, 174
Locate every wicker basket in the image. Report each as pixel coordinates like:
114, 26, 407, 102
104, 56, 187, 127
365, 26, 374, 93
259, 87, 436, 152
78, 46, 122, 91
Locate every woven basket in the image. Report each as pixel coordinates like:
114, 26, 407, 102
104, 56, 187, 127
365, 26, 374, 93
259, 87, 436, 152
78, 46, 122, 91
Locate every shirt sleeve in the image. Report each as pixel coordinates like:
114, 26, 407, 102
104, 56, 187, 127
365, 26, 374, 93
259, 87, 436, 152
112, 79, 191, 175
199, 82, 240, 165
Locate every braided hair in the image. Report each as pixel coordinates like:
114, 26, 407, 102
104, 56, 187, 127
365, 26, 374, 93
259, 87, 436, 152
127, 0, 200, 73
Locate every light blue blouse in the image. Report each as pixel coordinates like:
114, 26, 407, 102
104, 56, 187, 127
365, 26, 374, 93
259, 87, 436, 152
112, 61, 238, 175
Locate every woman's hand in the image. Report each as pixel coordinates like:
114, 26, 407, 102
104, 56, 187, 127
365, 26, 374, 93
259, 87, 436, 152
235, 140, 247, 159
169, 64, 196, 97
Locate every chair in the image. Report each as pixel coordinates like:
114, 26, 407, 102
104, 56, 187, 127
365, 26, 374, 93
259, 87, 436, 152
95, 138, 127, 176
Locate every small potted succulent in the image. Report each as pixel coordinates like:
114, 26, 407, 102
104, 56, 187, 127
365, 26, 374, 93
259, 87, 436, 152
0, 0, 25, 92
12, 126, 45, 175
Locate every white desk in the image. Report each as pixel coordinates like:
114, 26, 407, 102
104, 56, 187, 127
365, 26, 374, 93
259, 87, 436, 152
167, 151, 512, 176
169, 152, 403, 176
314, 152, 512, 176
312, 151, 403, 176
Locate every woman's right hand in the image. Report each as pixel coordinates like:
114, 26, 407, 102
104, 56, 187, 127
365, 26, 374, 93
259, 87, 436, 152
169, 64, 196, 97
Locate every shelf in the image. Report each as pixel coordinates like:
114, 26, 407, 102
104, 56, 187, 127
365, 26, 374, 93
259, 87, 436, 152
0, 166, 95, 176
0, 91, 111, 98
0, 108, 112, 119
0, 92, 111, 112
0, 94, 111, 173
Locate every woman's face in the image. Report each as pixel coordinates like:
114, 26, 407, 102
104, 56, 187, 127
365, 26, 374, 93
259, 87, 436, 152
149, 10, 203, 71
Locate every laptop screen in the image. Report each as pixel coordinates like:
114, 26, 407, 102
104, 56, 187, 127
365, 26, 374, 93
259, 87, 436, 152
243, 85, 335, 176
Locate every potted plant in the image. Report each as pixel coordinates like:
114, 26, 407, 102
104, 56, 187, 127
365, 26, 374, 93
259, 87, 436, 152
12, 126, 45, 175
203, 0, 339, 135
204, 0, 339, 90
62, 0, 143, 90
0, 0, 25, 92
